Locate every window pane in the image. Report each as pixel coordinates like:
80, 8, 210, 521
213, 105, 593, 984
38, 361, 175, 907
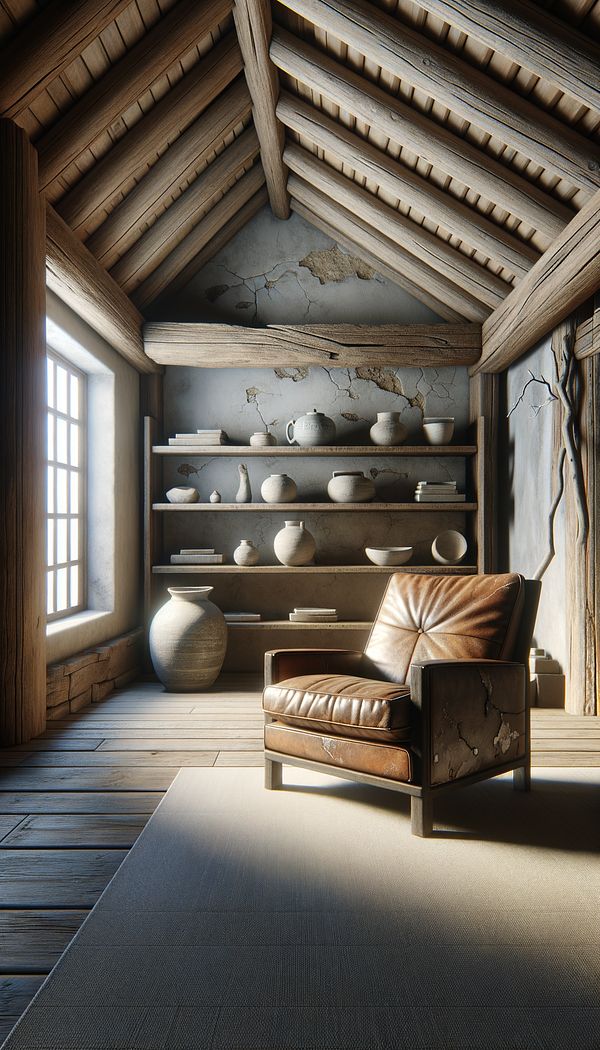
70, 471, 79, 512
70, 518, 79, 562
56, 567, 68, 611
47, 571, 55, 615
56, 468, 68, 514
70, 423, 79, 467
56, 418, 68, 464
47, 358, 55, 409
70, 565, 79, 608
47, 518, 55, 567
47, 466, 55, 514
70, 374, 79, 419
56, 366, 68, 413
47, 414, 55, 461
57, 518, 68, 564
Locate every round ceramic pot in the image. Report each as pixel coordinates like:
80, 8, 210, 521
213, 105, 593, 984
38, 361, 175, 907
286, 409, 336, 447
149, 586, 227, 692
369, 411, 407, 446
233, 539, 260, 566
273, 520, 316, 566
249, 431, 276, 447
260, 473, 297, 503
166, 486, 198, 504
327, 471, 376, 503
422, 417, 455, 445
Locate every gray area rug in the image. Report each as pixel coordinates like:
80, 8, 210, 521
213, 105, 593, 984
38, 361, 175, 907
3, 766, 600, 1049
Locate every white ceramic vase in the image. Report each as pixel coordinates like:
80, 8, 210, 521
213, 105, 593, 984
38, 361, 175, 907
249, 431, 276, 447
233, 539, 260, 566
149, 586, 227, 692
260, 473, 297, 503
327, 471, 376, 503
369, 411, 407, 446
273, 520, 316, 566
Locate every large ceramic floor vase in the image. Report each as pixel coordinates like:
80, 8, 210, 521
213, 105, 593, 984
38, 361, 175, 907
149, 586, 227, 692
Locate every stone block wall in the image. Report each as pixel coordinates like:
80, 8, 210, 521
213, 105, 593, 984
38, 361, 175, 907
46, 628, 143, 719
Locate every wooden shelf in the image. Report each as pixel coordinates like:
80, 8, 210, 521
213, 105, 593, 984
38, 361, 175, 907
153, 502, 477, 512
153, 564, 477, 575
225, 620, 372, 630
153, 444, 476, 456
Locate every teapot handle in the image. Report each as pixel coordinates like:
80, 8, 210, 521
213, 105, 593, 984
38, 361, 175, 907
285, 419, 295, 445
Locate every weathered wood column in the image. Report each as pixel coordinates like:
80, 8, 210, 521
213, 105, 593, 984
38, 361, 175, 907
0, 119, 46, 745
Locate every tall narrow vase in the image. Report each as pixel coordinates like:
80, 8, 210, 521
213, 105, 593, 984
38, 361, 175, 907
149, 586, 227, 692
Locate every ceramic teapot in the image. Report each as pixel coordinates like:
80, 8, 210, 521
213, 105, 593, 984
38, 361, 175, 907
286, 409, 336, 447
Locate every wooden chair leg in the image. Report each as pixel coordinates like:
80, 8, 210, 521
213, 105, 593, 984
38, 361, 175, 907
411, 794, 433, 837
265, 757, 282, 790
513, 763, 531, 792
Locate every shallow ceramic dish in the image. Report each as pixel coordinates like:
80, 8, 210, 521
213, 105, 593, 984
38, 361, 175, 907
422, 417, 455, 445
431, 529, 467, 565
365, 546, 413, 566
166, 486, 199, 504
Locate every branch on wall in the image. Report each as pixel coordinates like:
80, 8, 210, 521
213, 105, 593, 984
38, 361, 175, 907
507, 370, 557, 418
533, 447, 565, 581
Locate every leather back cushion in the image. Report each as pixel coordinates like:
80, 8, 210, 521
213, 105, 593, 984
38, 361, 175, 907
364, 572, 525, 684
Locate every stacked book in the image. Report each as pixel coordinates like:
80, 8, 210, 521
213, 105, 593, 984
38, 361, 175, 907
170, 548, 224, 564
224, 612, 261, 623
289, 607, 338, 623
168, 429, 228, 446
414, 481, 465, 502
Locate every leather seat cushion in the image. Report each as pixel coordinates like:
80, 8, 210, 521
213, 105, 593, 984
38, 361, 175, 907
263, 673, 412, 742
265, 723, 412, 782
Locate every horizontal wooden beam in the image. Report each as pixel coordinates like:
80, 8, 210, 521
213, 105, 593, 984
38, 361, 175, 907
57, 34, 243, 233
233, 0, 289, 218
45, 204, 158, 374
143, 321, 482, 367
276, 0, 599, 193
277, 92, 537, 279
412, 0, 600, 113
474, 191, 600, 373
0, 0, 133, 119
147, 187, 269, 309
285, 144, 512, 308
289, 176, 490, 322
131, 162, 266, 310
270, 28, 573, 240
291, 199, 469, 325
87, 78, 252, 270
37, 0, 233, 190
111, 128, 260, 294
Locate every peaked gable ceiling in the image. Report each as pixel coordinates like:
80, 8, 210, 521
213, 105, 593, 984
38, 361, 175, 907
1, 0, 599, 325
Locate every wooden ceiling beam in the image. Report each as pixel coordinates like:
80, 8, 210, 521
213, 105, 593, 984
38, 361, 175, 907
412, 0, 600, 113
285, 144, 511, 309
289, 178, 490, 323
58, 34, 243, 233
276, 0, 599, 194
37, 0, 233, 190
86, 78, 252, 270
147, 187, 269, 311
232, 0, 289, 218
278, 92, 538, 279
110, 127, 260, 295
45, 204, 158, 374
271, 28, 573, 240
0, 0, 133, 119
131, 162, 266, 310
474, 190, 600, 373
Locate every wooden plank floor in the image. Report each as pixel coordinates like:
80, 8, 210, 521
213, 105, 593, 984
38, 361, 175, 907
0, 675, 598, 1040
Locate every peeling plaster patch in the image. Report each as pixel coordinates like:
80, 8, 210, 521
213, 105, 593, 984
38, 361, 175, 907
177, 463, 199, 478
369, 467, 409, 484
299, 245, 376, 285
273, 367, 310, 382
235, 301, 254, 310
204, 284, 229, 303
494, 721, 520, 754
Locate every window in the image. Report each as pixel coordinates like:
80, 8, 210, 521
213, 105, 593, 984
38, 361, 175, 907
46, 352, 86, 620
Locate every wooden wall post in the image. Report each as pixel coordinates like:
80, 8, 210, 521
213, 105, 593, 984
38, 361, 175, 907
0, 119, 46, 745
469, 373, 499, 573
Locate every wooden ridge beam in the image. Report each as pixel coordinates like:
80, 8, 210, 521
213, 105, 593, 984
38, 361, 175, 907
233, 0, 289, 218
276, 0, 599, 194
143, 321, 481, 368
278, 92, 538, 280
131, 162, 266, 310
57, 34, 243, 233
412, 0, 600, 113
148, 187, 269, 309
37, 0, 233, 190
0, 0, 133, 119
474, 190, 600, 373
86, 78, 252, 270
270, 28, 574, 240
110, 127, 260, 294
285, 143, 512, 309
45, 204, 157, 374
290, 193, 476, 323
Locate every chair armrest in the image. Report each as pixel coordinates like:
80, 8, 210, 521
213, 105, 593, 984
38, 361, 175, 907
264, 648, 370, 687
409, 659, 527, 787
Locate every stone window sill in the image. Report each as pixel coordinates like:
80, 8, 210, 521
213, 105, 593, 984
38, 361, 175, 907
46, 610, 112, 638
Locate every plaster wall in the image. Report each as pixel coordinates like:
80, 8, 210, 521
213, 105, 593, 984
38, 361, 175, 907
46, 291, 141, 664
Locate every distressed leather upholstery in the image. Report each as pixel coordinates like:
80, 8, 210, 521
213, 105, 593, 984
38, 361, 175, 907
265, 722, 412, 782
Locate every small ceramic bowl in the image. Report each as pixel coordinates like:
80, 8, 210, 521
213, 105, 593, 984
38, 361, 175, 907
422, 417, 455, 445
431, 530, 467, 565
166, 486, 199, 504
365, 546, 413, 566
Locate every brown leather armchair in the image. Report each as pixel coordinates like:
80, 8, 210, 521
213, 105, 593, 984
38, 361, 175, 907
262, 572, 541, 836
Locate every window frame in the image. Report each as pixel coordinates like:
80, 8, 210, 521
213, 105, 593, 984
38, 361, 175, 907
46, 350, 87, 622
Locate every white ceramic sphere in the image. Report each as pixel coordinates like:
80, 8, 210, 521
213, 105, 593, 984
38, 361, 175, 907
273, 520, 316, 566
260, 473, 298, 503
422, 417, 455, 445
365, 546, 413, 566
233, 539, 260, 566
431, 530, 467, 565
327, 471, 375, 503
